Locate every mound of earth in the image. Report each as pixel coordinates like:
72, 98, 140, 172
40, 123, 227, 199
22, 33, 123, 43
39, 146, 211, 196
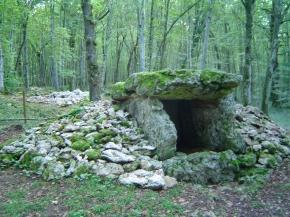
27, 89, 88, 107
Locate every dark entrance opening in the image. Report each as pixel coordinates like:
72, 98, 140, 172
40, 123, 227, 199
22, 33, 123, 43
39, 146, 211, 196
162, 100, 213, 153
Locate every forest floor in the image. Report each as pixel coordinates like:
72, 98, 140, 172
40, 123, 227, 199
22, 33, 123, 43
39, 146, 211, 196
1, 93, 290, 217
0, 159, 290, 217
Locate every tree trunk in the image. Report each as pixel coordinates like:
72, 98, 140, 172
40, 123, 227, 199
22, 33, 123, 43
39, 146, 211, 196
261, 0, 283, 114
159, 0, 170, 69
148, 0, 155, 71
22, 19, 29, 90
241, 0, 255, 106
0, 39, 4, 92
187, 14, 193, 68
39, 37, 46, 86
82, 0, 101, 101
200, 0, 213, 70
50, 0, 59, 89
138, 0, 146, 72
103, 0, 113, 86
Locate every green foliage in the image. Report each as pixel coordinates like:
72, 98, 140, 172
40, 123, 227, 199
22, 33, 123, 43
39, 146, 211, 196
86, 149, 101, 161
4, 76, 22, 93
94, 128, 117, 144
74, 164, 91, 177
237, 153, 257, 168
0, 94, 71, 131
71, 139, 91, 151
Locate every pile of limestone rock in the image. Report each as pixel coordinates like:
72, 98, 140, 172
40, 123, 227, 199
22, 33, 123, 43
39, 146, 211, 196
0, 100, 177, 190
27, 89, 89, 107
234, 105, 290, 168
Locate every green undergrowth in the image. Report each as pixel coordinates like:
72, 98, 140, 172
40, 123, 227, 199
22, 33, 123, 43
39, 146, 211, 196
0, 93, 74, 131
0, 93, 91, 134
0, 173, 184, 217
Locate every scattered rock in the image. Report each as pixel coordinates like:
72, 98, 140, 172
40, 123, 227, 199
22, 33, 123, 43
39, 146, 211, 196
92, 162, 124, 178
102, 149, 136, 163
119, 169, 168, 190
27, 89, 89, 107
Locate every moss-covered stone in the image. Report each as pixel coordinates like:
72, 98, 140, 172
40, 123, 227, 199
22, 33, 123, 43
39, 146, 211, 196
237, 153, 257, 168
163, 150, 238, 184
258, 153, 280, 168
110, 82, 128, 100
0, 153, 17, 166
19, 151, 39, 169
71, 139, 91, 151
110, 69, 241, 101
74, 164, 91, 177
94, 129, 117, 144
86, 149, 101, 161
71, 133, 85, 143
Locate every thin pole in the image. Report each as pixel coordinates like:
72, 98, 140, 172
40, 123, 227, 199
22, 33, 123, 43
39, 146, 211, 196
22, 89, 27, 124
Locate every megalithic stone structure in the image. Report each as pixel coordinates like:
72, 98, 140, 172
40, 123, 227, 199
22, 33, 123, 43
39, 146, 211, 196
110, 69, 245, 160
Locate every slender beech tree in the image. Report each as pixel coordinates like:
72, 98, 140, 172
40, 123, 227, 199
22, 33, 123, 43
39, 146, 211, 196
22, 16, 29, 90
200, 0, 213, 69
148, 0, 155, 71
241, 0, 255, 106
103, 0, 113, 85
0, 38, 4, 92
138, 0, 146, 72
82, 0, 100, 101
262, 0, 290, 114
50, 0, 59, 89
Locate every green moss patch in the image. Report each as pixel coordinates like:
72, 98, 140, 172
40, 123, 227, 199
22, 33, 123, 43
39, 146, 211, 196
71, 139, 91, 151
237, 153, 257, 168
110, 69, 241, 101
86, 149, 101, 161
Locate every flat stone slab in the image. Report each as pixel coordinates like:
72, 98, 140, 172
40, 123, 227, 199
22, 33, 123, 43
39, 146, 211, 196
111, 69, 241, 101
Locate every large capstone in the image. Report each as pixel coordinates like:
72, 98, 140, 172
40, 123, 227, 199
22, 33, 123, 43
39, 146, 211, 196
110, 69, 245, 160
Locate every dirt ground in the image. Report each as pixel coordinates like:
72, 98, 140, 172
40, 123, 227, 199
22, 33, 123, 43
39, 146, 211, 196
177, 158, 290, 217
0, 125, 23, 144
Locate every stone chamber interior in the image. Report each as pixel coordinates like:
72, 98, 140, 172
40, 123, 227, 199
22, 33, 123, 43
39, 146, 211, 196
162, 100, 215, 153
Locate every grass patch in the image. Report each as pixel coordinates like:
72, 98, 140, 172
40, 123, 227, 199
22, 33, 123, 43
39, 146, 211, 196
0, 94, 76, 131
64, 176, 184, 217
0, 189, 52, 217
0, 174, 183, 217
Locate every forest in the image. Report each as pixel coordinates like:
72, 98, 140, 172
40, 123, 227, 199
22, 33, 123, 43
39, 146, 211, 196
1, 0, 290, 216
0, 0, 289, 111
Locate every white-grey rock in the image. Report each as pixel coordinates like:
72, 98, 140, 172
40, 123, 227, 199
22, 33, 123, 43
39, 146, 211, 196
102, 149, 136, 163
61, 133, 73, 139
104, 142, 122, 151
253, 144, 262, 152
64, 124, 80, 132
118, 169, 167, 190
140, 156, 162, 171
43, 161, 66, 180
46, 123, 63, 134
164, 176, 178, 189
92, 162, 124, 177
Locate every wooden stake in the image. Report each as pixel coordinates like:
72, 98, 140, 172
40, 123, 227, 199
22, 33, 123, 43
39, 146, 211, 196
22, 89, 27, 124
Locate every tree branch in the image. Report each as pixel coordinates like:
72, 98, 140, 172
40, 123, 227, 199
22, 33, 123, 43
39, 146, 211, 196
165, 0, 201, 38
97, 9, 110, 21
241, 0, 246, 8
